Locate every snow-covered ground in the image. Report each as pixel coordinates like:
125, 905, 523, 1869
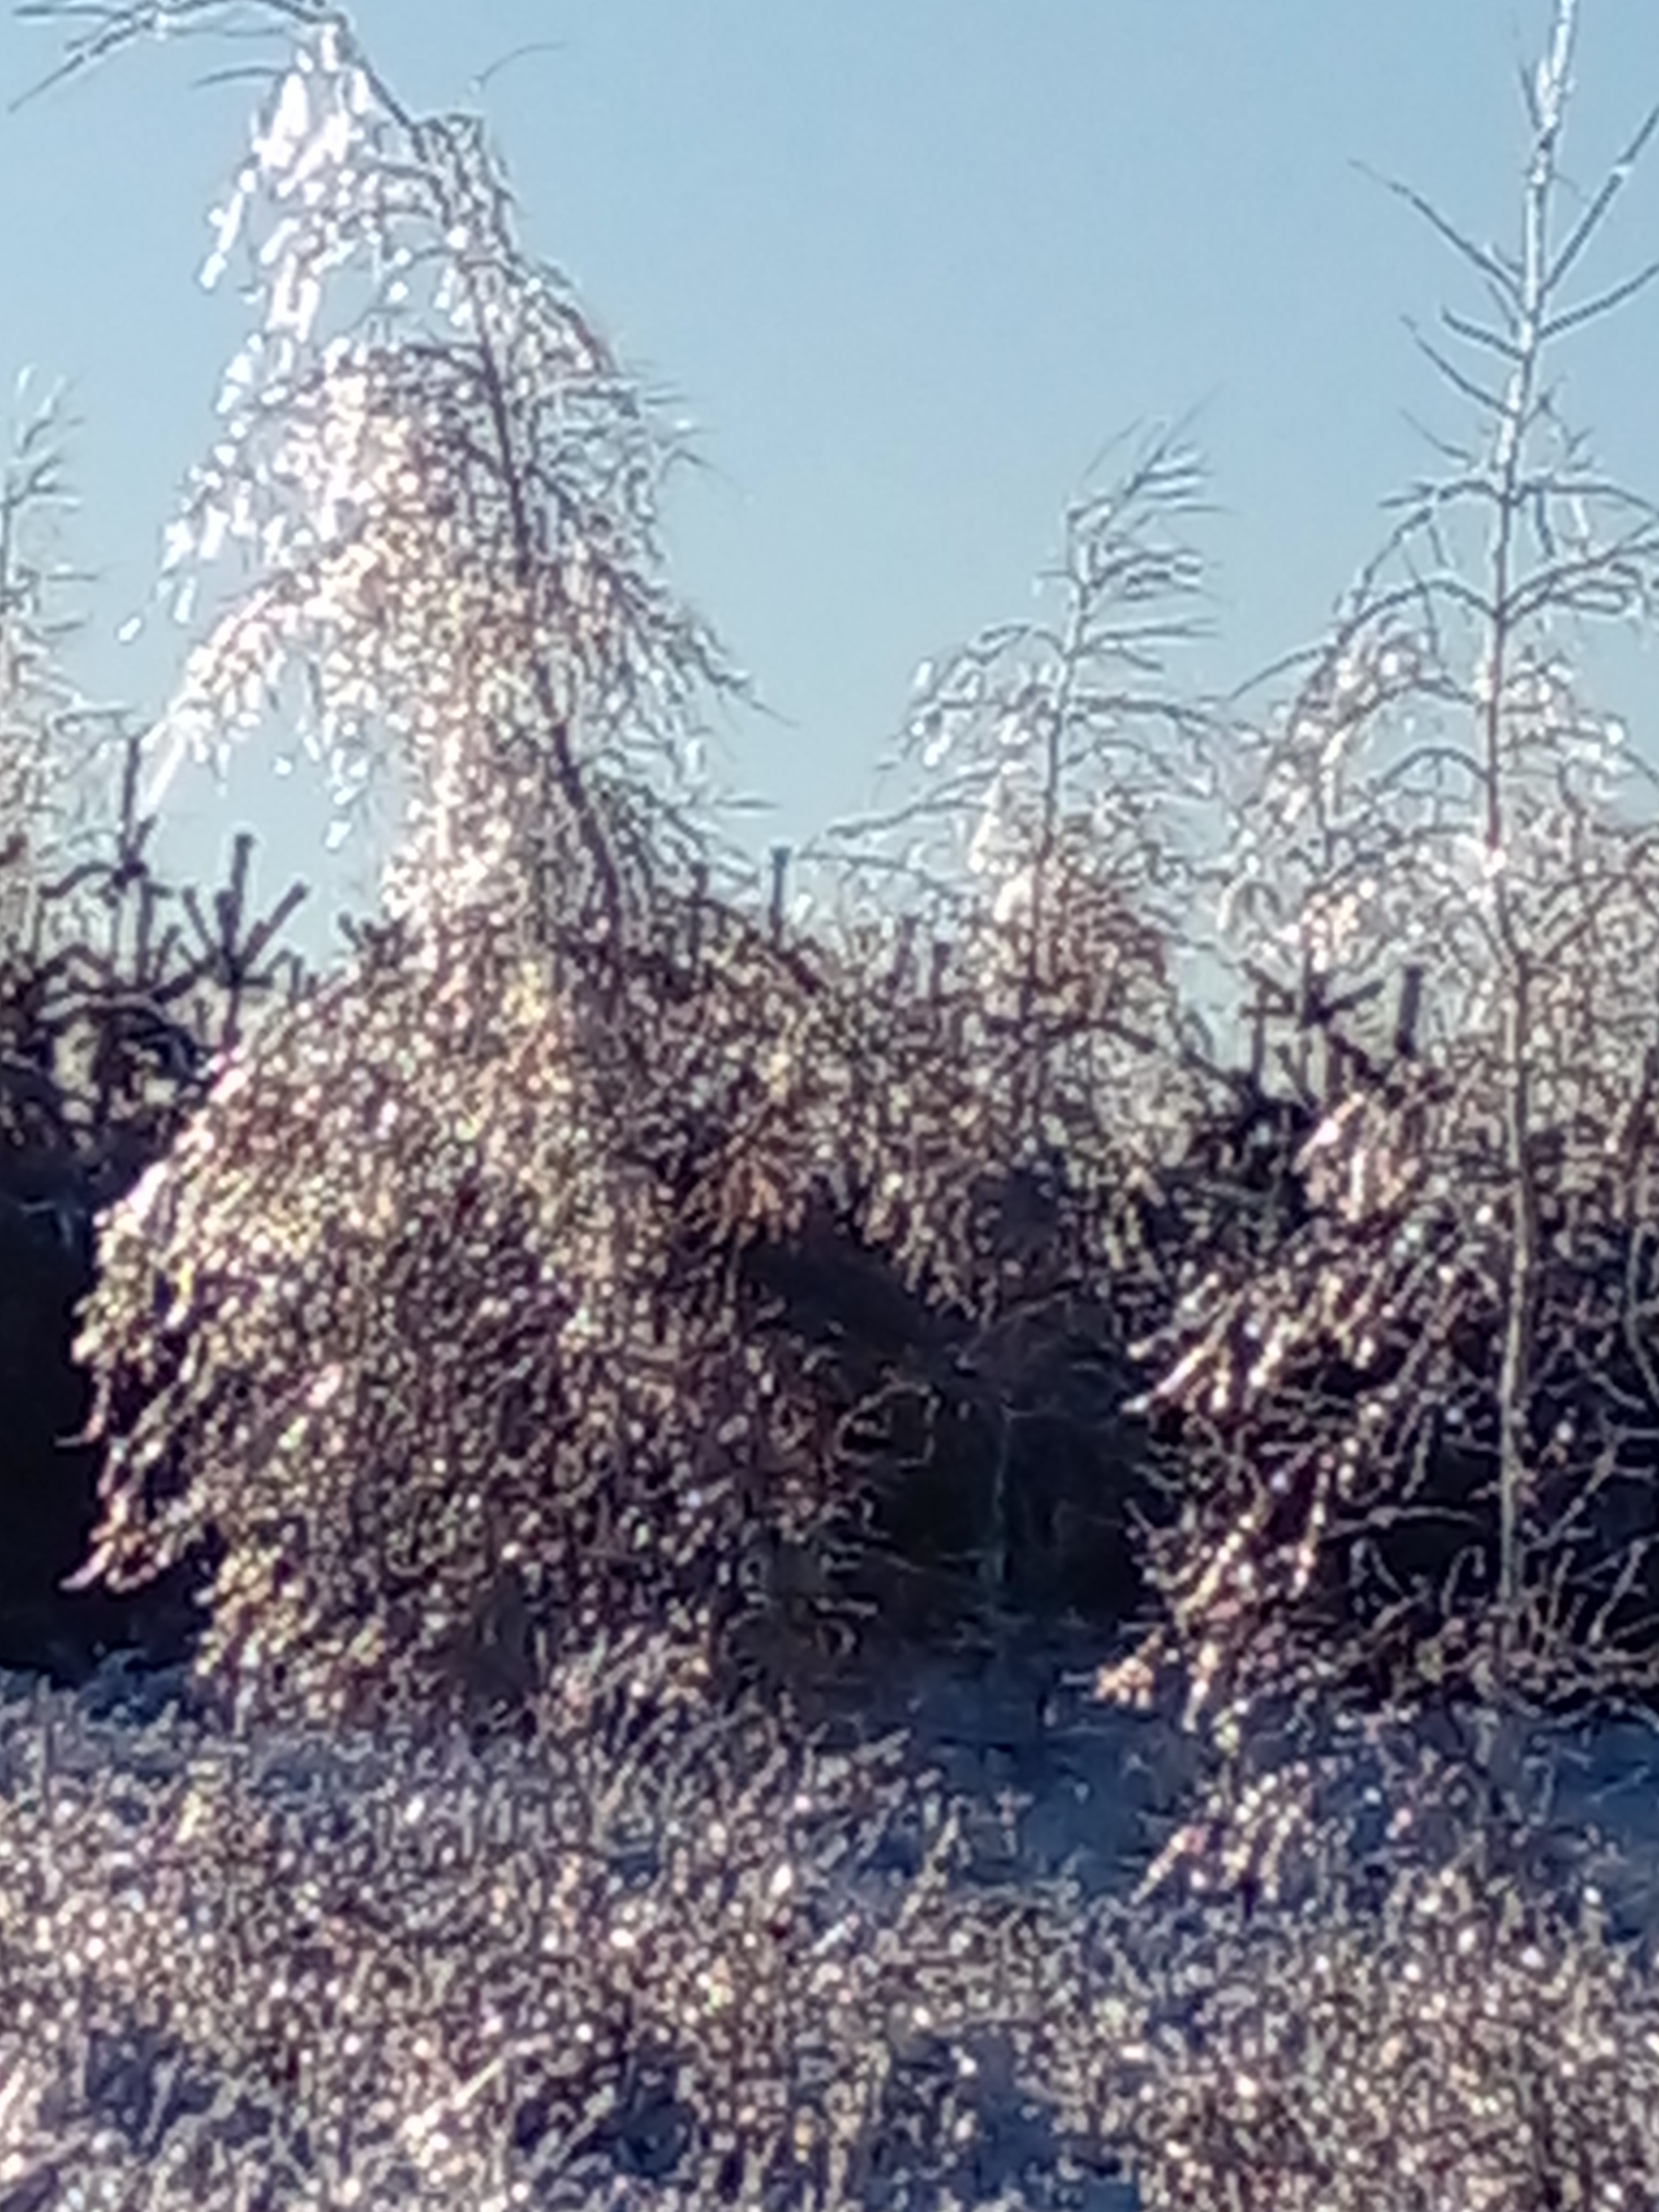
4, 1627, 1659, 2207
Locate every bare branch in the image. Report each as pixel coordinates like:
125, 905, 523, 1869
1541, 254, 1659, 343
1356, 159, 1521, 300
1403, 319, 1511, 420
1546, 97, 1659, 294
1439, 305, 1523, 364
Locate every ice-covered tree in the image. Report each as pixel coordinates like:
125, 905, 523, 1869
1109, 0, 1659, 1755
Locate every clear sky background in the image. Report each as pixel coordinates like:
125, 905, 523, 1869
2, 1, 1657, 1057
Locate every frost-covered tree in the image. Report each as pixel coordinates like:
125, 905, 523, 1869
23, 0, 758, 982
809, 425, 1224, 1250
15, 0, 853, 1738
1105, 0, 1659, 1756
31, 0, 1196, 1739
0, 373, 127, 967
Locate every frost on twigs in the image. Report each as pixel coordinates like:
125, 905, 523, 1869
811, 421, 1221, 1228
1096, 0, 1659, 1833
6, 1628, 1659, 2210
35, 0, 783, 1737
0, 373, 130, 966
48, 23, 1217, 1742
64, 0, 744, 983
19, 0, 1659, 2205
0, 1617, 1162, 2210
62, 786, 1196, 1744
67, 898, 812, 1740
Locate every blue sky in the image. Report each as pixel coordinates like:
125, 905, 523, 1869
2, 1, 1657, 1045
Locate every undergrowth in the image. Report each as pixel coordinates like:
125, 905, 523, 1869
3, 1634, 1659, 2209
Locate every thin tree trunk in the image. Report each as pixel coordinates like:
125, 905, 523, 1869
1495, 932, 1540, 1681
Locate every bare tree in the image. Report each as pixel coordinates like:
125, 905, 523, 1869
0, 373, 130, 961
809, 424, 1225, 1197
1106, 0, 1659, 1758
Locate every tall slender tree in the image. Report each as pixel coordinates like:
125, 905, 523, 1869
812, 423, 1223, 1206
1111, 0, 1659, 1753
0, 374, 128, 965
